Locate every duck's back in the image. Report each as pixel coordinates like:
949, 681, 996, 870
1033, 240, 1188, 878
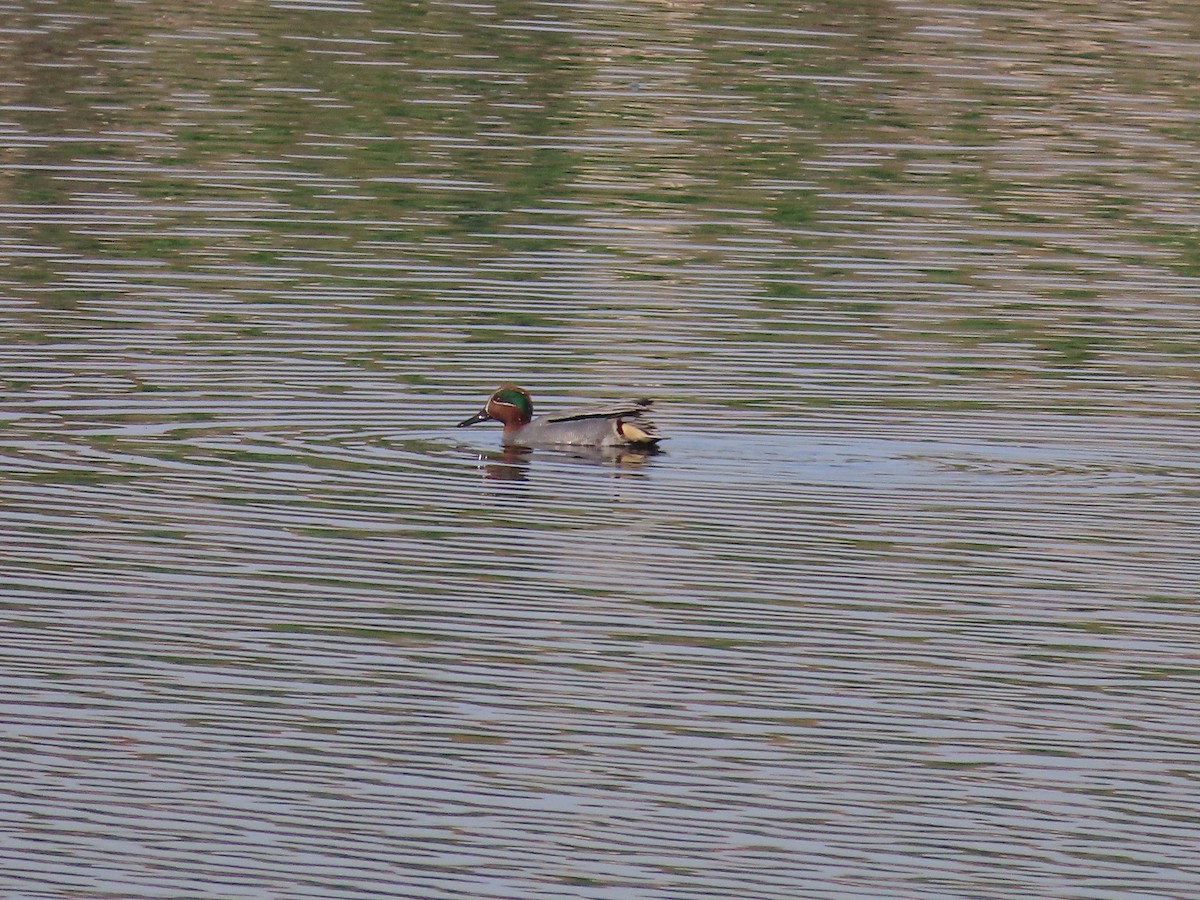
511, 398, 661, 447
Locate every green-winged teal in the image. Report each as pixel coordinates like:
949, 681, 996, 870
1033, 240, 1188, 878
457, 385, 663, 448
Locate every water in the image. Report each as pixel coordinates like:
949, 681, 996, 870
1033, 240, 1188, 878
2, 1, 1199, 897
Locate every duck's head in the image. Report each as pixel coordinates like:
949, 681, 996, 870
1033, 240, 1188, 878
457, 385, 534, 431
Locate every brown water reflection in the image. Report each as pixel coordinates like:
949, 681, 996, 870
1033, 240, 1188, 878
469, 443, 663, 481
2, 1, 1200, 898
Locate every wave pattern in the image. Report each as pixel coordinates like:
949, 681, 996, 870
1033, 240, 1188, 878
1, 1, 1199, 898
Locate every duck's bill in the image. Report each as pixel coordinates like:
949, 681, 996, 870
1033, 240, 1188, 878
457, 410, 494, 427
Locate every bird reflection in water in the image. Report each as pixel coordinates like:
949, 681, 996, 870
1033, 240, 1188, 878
471, 444, 662, 481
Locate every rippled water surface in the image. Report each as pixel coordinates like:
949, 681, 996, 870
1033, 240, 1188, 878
3, 1, 1199, 897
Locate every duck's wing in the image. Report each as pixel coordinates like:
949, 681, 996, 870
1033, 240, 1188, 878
545, 398, 656, 424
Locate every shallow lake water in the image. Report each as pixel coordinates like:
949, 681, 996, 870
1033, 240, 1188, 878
2, 1, 1199, 898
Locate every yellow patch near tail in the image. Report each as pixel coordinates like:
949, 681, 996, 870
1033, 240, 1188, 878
619, 421, 655, 444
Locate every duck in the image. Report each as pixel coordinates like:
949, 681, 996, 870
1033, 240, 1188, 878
457, 385, 663, 448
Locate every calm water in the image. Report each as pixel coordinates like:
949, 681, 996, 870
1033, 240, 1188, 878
2, 1, 1199, 897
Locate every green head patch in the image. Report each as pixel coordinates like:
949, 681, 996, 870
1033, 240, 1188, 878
492, 387, 532, 421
